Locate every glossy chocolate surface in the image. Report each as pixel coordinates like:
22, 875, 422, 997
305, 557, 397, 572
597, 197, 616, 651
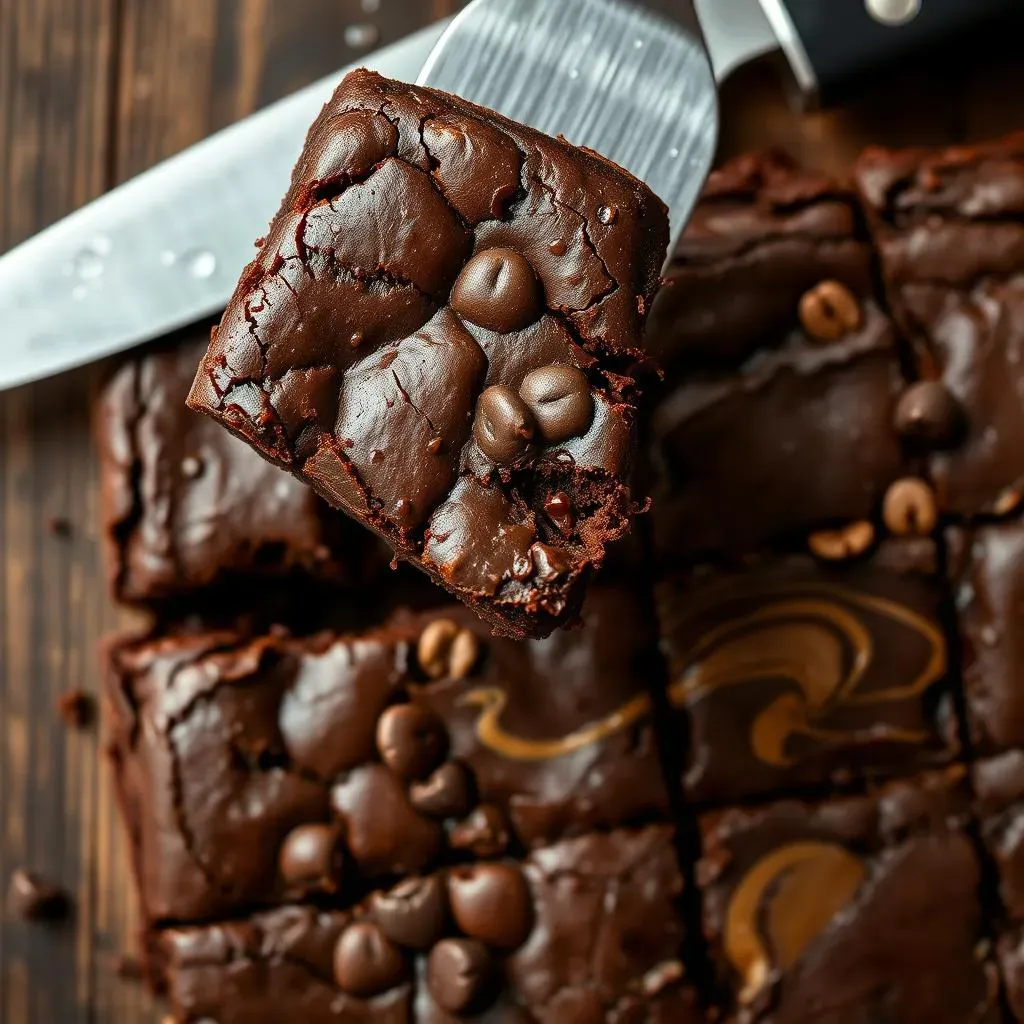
187, 70, 669, 638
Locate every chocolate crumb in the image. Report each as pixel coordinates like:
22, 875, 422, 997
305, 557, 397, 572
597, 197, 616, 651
46, 516, 72, 538
56, 689, 94, 730
114, 954, 144, 980
7, 869, 70, 922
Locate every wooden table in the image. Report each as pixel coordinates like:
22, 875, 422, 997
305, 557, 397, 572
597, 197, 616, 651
1, 3, 1022, 1022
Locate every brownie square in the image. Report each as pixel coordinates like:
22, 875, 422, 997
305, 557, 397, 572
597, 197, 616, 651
157, 828, 700, 1024
187, 69, 669, 639
647, 151, 875, 374
646, 152, 908, 564
949, 521, 1024, 753
698, 770, 999, 1023
657, 539, 958, 806
973, 751, 1024, 925
999, 926, 1024, 1022
97, 330, 366, 602
104, 587, 670, 926
856, 134, 1024, 518
158, 905, 413, 1023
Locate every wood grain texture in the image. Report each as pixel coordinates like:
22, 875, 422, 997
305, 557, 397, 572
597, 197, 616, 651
0, 2, 1022, 1022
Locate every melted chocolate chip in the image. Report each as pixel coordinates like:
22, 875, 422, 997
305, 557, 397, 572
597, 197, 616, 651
369, 875, 449, 950
893, 381, 964, 448
278, 824, 344, 895
333, 922, 408, 997
376, 705, 448, 781
410, 760, 475, 819
427, 938, 496, 1014
473, 386, 536, 464
451, 248, 543, 333
543, 491, 575, 533
449, 804, 511, 858
519, 364, 594, 444
448, 863, 534, 950
530, 542, 570, 583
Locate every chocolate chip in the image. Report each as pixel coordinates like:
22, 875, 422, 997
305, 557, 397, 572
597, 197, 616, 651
798, 280, 862, 342
376, 705, 448, 781
518, 365, 593, 444
417, 619, 480, 680
448, 804, 510, 859
448, 863, 533, 950
410, 760, 474, 819
893, 381, 964, 448
543, 491, 575, 533
369, 875, 448, 950
7, 869, 69, 922
427, 938, 496, 1013
473, 386, 536, 464
882, 477, 938, 536
808, 521, 876, 561
278, 824, 344, 895
451, 248, 543, 333
56, 689, 94, 730
333, 922, 407, 997
529, 542, 570, 583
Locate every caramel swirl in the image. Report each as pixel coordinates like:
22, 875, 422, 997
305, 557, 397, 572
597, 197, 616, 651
725, 841, 866, 1004
672, 585, 945, 767
460, 583, 944, 765
457, 686, 651, 762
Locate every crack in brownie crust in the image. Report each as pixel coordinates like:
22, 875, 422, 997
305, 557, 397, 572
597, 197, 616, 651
188, 70, 669, 638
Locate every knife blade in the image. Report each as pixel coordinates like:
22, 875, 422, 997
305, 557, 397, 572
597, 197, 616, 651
2, 0, 1019, 391
0, 23, 447, 392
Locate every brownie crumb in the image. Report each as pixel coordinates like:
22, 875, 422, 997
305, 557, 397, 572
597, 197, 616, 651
7, 869, 70, 922
56, 689, 94, 730
114, 954, 144, 980
46, 516, 72, 538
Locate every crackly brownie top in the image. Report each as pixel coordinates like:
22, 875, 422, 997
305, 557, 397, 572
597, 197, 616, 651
189, 70, 668, 635
97, 332, 360, 602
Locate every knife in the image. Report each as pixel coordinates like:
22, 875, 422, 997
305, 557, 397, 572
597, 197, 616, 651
0, 0, 1017, 391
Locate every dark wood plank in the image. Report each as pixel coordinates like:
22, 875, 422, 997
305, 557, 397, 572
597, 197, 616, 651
0, 3, 123, 1024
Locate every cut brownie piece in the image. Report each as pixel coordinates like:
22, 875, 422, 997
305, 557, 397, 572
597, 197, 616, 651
948, 521, 1024, 753
97, 329, 366, 602
973, 752, 1024, 1021
657, 539, 958, 806
698, 770, 999, 1023
156, 828, 701, 1024
856, 134, 1024, 518
104, 588, 670, 925
646, 152, 908, 564
647, 151, 875, 375
158, 905, 413, 1022
187, 69, 669, 639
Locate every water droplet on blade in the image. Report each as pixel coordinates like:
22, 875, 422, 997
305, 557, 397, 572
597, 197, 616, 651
185, 250, 217, 279
72, 248, 105, 281
345, 23, 379, 49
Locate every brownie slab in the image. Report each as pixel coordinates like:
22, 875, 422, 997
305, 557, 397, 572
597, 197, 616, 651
657, 539, 958, 806
157, 827, 700, 1024
856, 134, 1024, 518
97, 330, 363, 602
187, 69, 669, 639
646, 153, 908, 564
698, 770, 998, 1023
949, 521, 1024, 753
105, 588, 669, 925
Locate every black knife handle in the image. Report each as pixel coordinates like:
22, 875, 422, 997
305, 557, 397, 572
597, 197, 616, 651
771, 0, 1024, 105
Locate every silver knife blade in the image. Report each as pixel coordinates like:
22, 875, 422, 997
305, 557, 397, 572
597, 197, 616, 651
0, 1, 779, 392
0, 23, 447, 392
418, 0, 717, 251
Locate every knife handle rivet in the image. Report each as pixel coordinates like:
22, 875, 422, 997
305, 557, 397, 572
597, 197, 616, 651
865, 0, 921, 26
